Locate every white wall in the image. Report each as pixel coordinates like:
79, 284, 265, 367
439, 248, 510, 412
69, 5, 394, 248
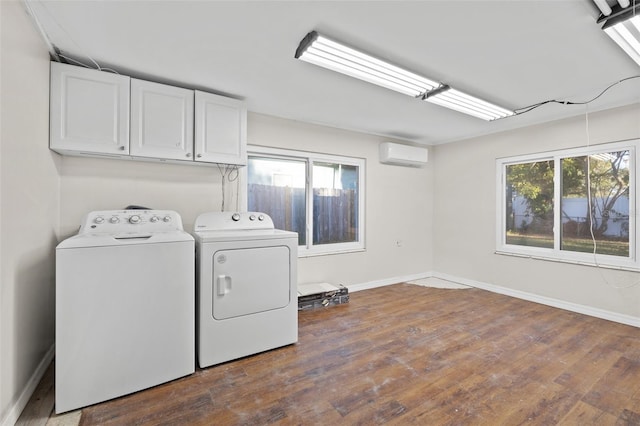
59, 113, 434, 287
58, 156, 230, 237
433, 104, 640, 318
0, 1, 60, 424
248, 114, 434, 286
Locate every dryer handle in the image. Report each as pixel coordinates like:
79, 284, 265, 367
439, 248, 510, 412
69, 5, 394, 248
217, 275, 232, 296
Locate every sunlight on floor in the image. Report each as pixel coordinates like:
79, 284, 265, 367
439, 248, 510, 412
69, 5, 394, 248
407, 277, 471, 289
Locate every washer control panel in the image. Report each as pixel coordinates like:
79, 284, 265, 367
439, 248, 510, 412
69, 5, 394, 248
79, 210, 184, 234
194, 211, 274, 231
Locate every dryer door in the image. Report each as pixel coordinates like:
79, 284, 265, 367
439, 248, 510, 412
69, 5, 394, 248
212, 246, 291, 320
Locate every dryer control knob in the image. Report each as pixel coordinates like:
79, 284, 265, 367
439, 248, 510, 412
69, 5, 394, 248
129, 215, 141, 224
163, 216, 172, 223
249, 214, 256, 221
258, 215, 265, 221
150, 216, 159, 223
94, 217, 105, 224
231, 213, 241, 222
109, 216, 120, 224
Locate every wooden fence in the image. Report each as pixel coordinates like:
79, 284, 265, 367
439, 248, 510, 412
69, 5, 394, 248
248, 184, 357, 245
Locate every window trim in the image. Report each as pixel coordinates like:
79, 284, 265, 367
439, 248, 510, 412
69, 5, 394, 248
496, 140, 639, 271
247, 145, 366, 257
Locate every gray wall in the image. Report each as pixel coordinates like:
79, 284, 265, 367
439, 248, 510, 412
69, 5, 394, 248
0, 1, 60, 423
433, 104, 640, 318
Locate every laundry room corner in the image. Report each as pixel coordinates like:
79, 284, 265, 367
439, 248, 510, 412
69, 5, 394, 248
57, 112, 435, 294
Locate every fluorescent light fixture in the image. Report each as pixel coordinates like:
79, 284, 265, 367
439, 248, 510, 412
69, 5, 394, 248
424, 85, 515, 121
295, 31, 514, 120
295, 31, 438, 97
604, 14, 640, 66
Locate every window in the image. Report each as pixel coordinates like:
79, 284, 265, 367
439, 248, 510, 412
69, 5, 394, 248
497, 141, 637, 270
248, 146, 365, 256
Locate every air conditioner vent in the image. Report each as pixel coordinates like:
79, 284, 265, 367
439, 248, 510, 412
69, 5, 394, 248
379, 142, 428, 167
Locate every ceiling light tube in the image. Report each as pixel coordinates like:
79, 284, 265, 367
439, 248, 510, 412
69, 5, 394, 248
425, 87, 514, 121
295, 31, 437, 97
594, 0, 613, 16
302, 52, 425, 96
444, 89, 515, 116
295, 30, 514, 120
603, 15, 640, 66
311, 37, 436, 89
303, 48, 428, 96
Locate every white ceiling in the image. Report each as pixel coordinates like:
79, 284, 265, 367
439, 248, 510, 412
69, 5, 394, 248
26, 0, 640, 145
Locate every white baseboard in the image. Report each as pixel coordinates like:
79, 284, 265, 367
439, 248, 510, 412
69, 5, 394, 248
346, 270, 639, 328
1, 344, 55, 426
432, 271, 640, 328
348, 271, 432, 293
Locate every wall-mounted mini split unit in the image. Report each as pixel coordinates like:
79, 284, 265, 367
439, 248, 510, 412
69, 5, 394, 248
379, 142, 428, 167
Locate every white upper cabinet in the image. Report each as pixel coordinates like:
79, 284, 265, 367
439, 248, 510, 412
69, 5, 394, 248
49, 62, 247, 167
50, 62, 130, 155
194, 91, 247, 166
130, 79, 194, 161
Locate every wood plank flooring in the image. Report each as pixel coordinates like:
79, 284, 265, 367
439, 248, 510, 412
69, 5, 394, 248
45, 284, 640, 425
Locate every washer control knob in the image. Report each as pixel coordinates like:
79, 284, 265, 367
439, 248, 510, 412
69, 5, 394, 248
163, 215, 171, 223
249, 214, 256, 221
231, 213, 241, 222
258, 214, 265, 221
94, 217, 105, 224
109, 216, 120, 224
150, 216, 159, 223
129, 215, 141, 224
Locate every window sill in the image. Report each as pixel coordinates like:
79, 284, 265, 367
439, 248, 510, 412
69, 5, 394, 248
299, 247, 365, 258
495, 250, 640, 272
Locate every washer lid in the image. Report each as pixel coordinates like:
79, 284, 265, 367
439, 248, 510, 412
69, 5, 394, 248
57, 231, 194, 249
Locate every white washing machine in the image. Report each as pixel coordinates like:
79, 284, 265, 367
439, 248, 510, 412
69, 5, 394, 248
194, 211, 298, 368
55, 210, 195, 413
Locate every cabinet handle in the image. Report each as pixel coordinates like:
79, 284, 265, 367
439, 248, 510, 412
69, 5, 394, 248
186, 153, 192, 158
197, 154, 202, 158
119, 146, 125, 151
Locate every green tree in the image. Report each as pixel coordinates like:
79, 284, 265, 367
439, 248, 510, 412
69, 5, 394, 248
562, 151, 629, 238
507, 160, 554, 218
507, 151, 629, 238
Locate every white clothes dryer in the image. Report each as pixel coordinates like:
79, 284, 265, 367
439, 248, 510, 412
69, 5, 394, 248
55, 210, 195, 413
194, 212, 298, 368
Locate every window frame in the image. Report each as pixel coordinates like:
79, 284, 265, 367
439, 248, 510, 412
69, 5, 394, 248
247, 145, 366, 257
496, 140, 639, 271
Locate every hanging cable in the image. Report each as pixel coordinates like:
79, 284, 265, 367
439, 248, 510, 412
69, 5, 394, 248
34, 0, 120, 74
218, 164, 226, 212
512, 76, 640, 117
583, 102, 640, 288
217, 164, 240, 212
236, 167, 241, 212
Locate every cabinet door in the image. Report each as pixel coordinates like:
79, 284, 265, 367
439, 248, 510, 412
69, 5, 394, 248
194, 91, 247, 166
130, 79, 194, 161
50, 62, 130, 155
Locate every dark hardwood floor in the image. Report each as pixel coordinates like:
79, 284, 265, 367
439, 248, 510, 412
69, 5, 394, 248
65, 284, 640, 425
